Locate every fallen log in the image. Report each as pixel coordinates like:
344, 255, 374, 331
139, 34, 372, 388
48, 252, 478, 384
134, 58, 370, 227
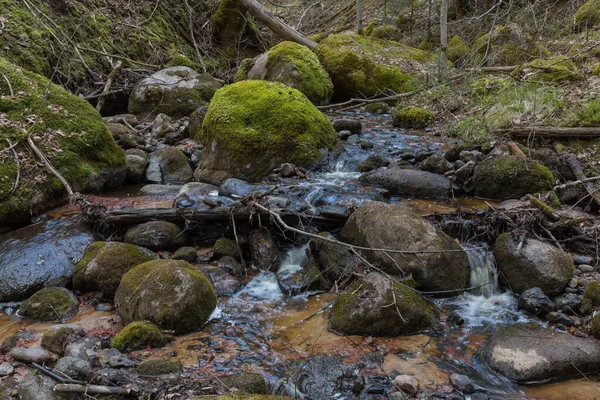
54, 384, 132, 395
495, 127, 600, 139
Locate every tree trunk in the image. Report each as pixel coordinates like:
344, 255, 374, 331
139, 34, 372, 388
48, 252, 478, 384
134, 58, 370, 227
439, 0, 448, 80
356, 0, 363, 34
237, 0, 318, 49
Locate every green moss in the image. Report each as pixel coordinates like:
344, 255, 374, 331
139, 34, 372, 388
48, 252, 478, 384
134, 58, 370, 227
450, 117, 491, 144
418, 33, 439, 51
369, 26, 401, 41
471, 23, 543, 66
234, 58, 255, 82
470, 76, 512, 97
1, 333, 19, 354
314, 34, 432, 100
198, 80, 336, 182
447, 35, 469, 62
213, 238, 240, 260
592, 314, 600, 339
593, 64, 600, 77
221, 374, 268, 394
363, 20, 380, 36
265, 41, 333, 105
167, 54, 195, 69
364, 102, 389, 114
112, 321, 167, 353
521, 56, 584, 83
19, 287, 78, 322
580, 100, 600, 127
138, 359, 182, 375
582, 281, 600, 313
574, 0, 600, 29
392, 106, 434, 129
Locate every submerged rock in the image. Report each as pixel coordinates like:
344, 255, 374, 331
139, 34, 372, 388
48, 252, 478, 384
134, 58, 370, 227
493, 234, 573, 296
341, 202, 469, 292
124, 221, 187, 251
482, 324, 600, 382
359, 168, 451, 199
19, 287, 79, 322
329, 272, 438, 336
73, 241, 158, 299
115, 260, 216, 334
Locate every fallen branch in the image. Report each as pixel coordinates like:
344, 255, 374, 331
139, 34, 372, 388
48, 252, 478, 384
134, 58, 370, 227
495, 127, 600, 139
1, 72, 14, 97
554, 176, 600, 191
27, 135, 74, 197
465, 65, 517, 73
5, 139, 20, 195
32, 363, 86, 385
316, 87, 425, 110
95, 61, 123, 113
527, 194, 558, 221
53, 384, 133, 395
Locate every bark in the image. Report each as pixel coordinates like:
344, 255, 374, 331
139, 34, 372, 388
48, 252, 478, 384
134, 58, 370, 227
356, 0, 363, 34
439, 0, 448, 80
237, 0, 318, 49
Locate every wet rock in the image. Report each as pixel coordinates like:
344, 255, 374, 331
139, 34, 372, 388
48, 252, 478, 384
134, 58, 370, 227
115, 260, 216, 334
188, 105, 209, 138
450, 373, 475, 394
392, 374, 420, 396
454, 160, 476, 185
1, 330, 36, 354
249, 228, 281, 272
554, 293, 583, 314
306, 232, 362, 286
41, 324, 84, 356
19, 287, 79, 322
583, 281, 600, 313
138, 360, 182, 375
359, 168, 451, 199
213, 238, 241, 260
592, 314, 600, 339
199, 265, 242, 296
128, 66, 222, 120
0, 219, 95, 302
125, 152, 149, 183
364, 102, 390, 114
124, 221, 188, 251
493, 234, 574, 296
337, 130, 352, 140
218, 256, 245, 277
360, 141, 374, 150
459, 150, 484, 163
481, 324, 600, 382
359, 154, 390, 172
139, 184, 181, 196
317, 205, 350, 218
219, 178, 270, 198
64, 337, 97, 360
579, 264, 595, 273
55, 356, 92, 380
107, 122, 138, 149
145, 148, 193, 184
518, 287, 553, 316
171, 247, 197, 263
546, 311, 574, 327
9, 347, 58, 364
329, 272, 438, 336
296, 354, 363, 399
0, 363, 13, 377
221, 373, 268, 394
112, 321, 168, 353
473, 155, 554, 200
571, 254, 593, 265
341, 202, 469, 292
420, 154, 453, 175
333, 119, 362, 135
74, 241, 158, 299
280, 163, 297, 177
17, 375, 62, 400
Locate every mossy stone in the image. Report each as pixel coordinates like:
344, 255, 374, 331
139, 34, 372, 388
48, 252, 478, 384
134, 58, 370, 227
167, 53, 195, 69
447, 35, 469, 62
221, 373, 268, 394
196, 80, 336, 183
115, 260, 216, 334
19, 287, 79, 322
473, 155, 554, 200
364, 102, 389, 114
580, 100, 600, 127
574, 0, 600, 29
112, 321, 168, 353
592, 314, 600, 339
138, 359, 182, 375
1, 333, 19, 354
470, 76, 511, 96
213, 238, 240, 260
471, 23, 541, 66
0, 57, 125, 227
329, 272, 438, 336
593, 64, 600, 77
124, 221, 188, 251
314, 34, 432, 100
41, 324, 84, 355
73, 241, 158, 299
582, 281, 600, 313
520, 56, 584, 83
369, 26, 401, 41
392, 106, 434, 129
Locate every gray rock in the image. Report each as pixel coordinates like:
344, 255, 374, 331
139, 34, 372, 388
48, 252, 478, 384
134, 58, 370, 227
554, 293, 583, 314
41, 324, 84, 355
518, 287, 553, 316
103, 114, 139, 127
125, 153, 148, 183
333, 119, 362, 135
571, 254, 593, 265
482, 324, 600, 382
219, 178, 271, 198
579, 264, 595, 273
0, 363, 13, 376
151, 113, 176, 137
124, 221, 188, 251
171, 247, 197, 263
420, 154, 453, 175
337, 130, 352, 140
359, 168, 451, 199
546, 311, 574, 327
359, 154, 390, 173
306, 232, 362, 286
176, 182, 219, 201
65, 338, 97, 360
9, 347, 58, 364
493, 234, 574, 296
459, 150, 484, 163
55, 356, 92, 380
188, 105, 209, 138
145, 148, 193, 184
17, 375, 61, 400
199, 266, 241, 296
139, 184, 181, 196
280, 163, 296, 177
218, 256, 245, 277
455, 160, 476, 185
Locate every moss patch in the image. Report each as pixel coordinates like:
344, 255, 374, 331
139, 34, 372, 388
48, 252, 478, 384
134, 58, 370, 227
574, 0, 600, 29
448, 35, 470, 62
112, 321, 168, 353
580, 100, 600, 127
220, 374, 268, 394
392, 106, 434, 129
213, 238, 240, 260
593, 64, 600, 77
582, 281, 600, 313
19, 287, 78, 322
592, 314, 600, 339
518, 56, 584, 83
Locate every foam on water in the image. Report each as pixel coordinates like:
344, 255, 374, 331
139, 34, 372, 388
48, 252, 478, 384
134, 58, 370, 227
276, 245, 308, 280
234, 271, 283, 302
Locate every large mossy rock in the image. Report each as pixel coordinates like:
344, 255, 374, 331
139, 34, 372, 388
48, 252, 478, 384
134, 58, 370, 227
341, 202, 469, 292
392, 106, 434, 129
329, 272, 438, 336
114, 260, 216, 334
482, 324, 600, 382
235, 41, 333, 106
313, 34, 432, 100
516, 56, 583, 83
128, 66, 222, 120
574, 0, 600, 29
447, 35, 470, 63
19, 287, 79, 322
493, 233, 573, 296
195, 80, 336, 183
73, 242, 158, 299
473, 155, 554, 200
112, 321, 168, 353
0, 57, 125, 227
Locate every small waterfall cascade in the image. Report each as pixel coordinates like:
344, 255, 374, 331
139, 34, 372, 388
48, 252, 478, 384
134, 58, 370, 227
464, 244, 499, 298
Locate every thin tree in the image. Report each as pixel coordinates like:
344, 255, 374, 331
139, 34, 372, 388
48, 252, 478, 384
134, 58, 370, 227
357, 0, 363, 34
439, 0, 448, 80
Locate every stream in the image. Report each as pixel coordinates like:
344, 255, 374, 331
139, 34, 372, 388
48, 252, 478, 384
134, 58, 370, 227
1, 109, 600, 399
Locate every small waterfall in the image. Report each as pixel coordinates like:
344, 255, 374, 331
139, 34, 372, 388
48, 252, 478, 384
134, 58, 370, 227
276, 244, 309, 281
464, 244, 498, 298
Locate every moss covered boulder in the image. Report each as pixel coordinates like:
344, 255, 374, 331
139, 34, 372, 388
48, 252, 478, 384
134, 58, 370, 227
129, 66, 222, 120
235, 42, 333, 105
392, 106, 434, 129
516, 56, 583, 83
329, 272, 437, 336
124, 221, 188, 251
582, 281, 600, 313
112, 321, 168, 353
447, 35, 470, 63
195, 80, 336, 183
473, 155, 554, 200
574, 0, 600, 29
114, 260, 216, 334
313, 34, 432, 100
341, 202, 469, 293
73, 242, 158, 299
471, 23, 546, 66
493, 234, 573, 296
213, 238, 240, 260
41, 324, 83, 355
0, 57, 125, 227
19, 287, 79, 321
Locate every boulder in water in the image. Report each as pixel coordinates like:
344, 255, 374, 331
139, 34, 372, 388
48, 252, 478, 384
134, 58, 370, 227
482, 324, 600, 382
359, 168, 451, 199
493, 233, 573, 296
341, 202, 469, 292
329, 272, 438, 336
111, 321, 168, 353
124, 221, 188, 251
19, 287, 79, 322
518, 287, 553, 316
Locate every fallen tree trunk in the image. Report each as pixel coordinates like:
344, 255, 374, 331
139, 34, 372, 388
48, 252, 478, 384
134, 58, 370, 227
54, 384, 132, 395
237, 0, 318, 49
564, 154, 600, 209
496, 127, 600, 139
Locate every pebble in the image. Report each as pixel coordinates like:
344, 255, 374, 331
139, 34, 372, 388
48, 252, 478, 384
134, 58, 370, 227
568, 277, 578, 288
573, 268, 582, 277
579, 264, 595, 273
571, 254, 593, 265
450, 374, 475, 393
0, 362, 14, 376
392, 375, 419, 396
